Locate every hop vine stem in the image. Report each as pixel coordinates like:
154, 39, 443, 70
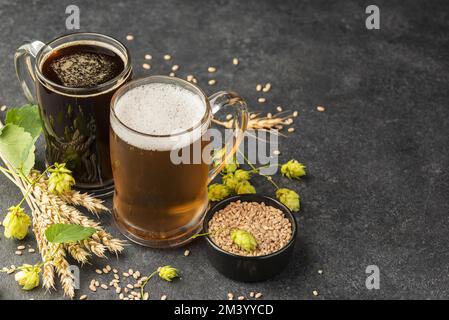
140, 270, 159, 297
237, 150, 280, 189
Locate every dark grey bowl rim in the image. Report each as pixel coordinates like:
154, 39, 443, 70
203, 194, 297, 260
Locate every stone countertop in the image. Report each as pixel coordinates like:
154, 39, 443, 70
0, 0, 448, 300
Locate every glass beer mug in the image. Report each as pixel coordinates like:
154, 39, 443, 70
110, 76, 248, 247
14, 33, 132, 196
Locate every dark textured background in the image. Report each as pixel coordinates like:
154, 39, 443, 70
0, 0, 448, 300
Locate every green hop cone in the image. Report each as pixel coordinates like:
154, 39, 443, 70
234, 169, 251, 181
276, 188, 300, 212
212, 147, 226, 167
281, 159, 306, 179
230, 228, 257, 252
3, 206, 31, 240
235, 181, 256, 195
15, 264, 41, 290
222, 173, 239, 191
48, 163, 75, 195
223, 162, 238, 174
208, 184, 231, 201
158, 265, 179, 281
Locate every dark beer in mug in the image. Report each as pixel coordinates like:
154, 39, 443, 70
15, 33, 132, 195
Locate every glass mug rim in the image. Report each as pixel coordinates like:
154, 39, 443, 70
34, 32, 132, 96
110, 75, 212, 138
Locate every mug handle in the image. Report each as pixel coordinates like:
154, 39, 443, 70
208, 91, 249, 183
14, 40, 46, 103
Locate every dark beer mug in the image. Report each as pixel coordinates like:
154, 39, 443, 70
14, 33, 132, 196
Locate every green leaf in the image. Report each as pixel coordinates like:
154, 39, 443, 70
0, 124, 35, 176
45, 224, 97, 243
5, 104, 42, 140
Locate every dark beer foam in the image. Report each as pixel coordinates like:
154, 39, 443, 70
49, 52, 121, 88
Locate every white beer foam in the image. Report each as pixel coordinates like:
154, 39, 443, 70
111, 82, 208, 151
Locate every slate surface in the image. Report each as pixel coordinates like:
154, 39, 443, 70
0, 0, 448, 300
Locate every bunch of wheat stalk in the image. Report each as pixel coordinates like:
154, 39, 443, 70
212, 111, 296, 132
0, 154, 124, 298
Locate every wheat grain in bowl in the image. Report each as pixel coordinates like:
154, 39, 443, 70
208, 201, 293, 256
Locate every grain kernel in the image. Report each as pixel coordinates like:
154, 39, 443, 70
317, 106, 325, 112
163, 54, 171, 61
258, 97, 266, 103
208, 66, 217, 73
79, 295, 87, 300
262, 83, 271, 92
142, 63, 151, 70
208, 79, 216, 86
232, 58, 239, 65
126, 35, 134, 41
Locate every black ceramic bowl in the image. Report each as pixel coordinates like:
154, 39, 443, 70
203, 194, 297, 282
